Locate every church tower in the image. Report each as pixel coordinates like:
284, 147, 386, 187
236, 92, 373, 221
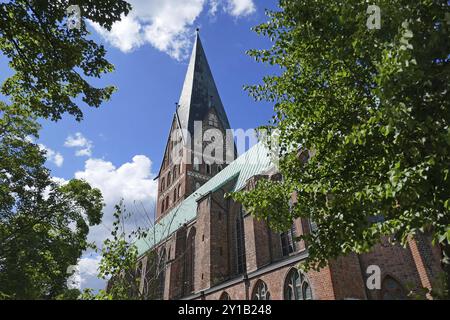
155, 31, 235, 221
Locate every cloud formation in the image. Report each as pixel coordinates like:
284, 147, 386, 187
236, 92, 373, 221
89, 0, 256, 60
38, 144, 64, 167
64, 132, 93, 157
67, 254, 103, 290
70, 155, 158, 291
225, 0, 256, 17
74, 155, 158, 245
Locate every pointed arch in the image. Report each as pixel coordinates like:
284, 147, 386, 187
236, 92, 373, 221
251, 280, 271, 300
219, 291, 231, 300
380, 275, 407, 300
283, 268, 313, 300
236, 206, 246, 274
184, 227, 196, 295
157, 248, 167, 299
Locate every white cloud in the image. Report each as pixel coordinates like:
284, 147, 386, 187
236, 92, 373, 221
67, 254, 103, 290
56, 155, 158, 291
64, 132, 93, 157
38, 144, 64, 167
225, 0, 256, 17
89, 0, 256, 60
90, 14, 143, 53
74, 155, 158, 245
208, 0, 220, 16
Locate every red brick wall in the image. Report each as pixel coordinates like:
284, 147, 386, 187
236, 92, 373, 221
202, 262, 336, 300
408, 233, 443, 293
196, 196, 212, 291
359, 237, 422, 299
329, 254, 367, 300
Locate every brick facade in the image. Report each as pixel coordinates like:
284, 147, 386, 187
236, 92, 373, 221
134, 33, 444, 301
139, 182, 444, 300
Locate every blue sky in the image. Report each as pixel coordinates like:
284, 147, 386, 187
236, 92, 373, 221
2, 0, 279, 291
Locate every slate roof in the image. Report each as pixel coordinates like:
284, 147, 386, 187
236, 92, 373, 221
135, 142, 273, 256
177, 31, 231, 137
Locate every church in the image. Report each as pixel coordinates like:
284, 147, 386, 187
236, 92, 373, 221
132, 32, 443, 300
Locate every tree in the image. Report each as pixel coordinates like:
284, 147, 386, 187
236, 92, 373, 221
0, 0, 132, 298
231, 0, 449, 296
81, 203, 164, 300
0, 102, 104, 299
0, 0, 131, 121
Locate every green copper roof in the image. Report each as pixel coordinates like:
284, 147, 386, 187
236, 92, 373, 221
135, 142, 272, 256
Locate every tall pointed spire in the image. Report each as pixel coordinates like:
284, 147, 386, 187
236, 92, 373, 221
177, 30, 231, 138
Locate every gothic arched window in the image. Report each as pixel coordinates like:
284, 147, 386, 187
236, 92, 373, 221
143, 254, 157, 299
252, 280, 271, 300
167, 172, 171, 186
184, 228, 196, 295
165, 196, 169, 210
173, 166, 177, 179
208, 113, 219, 127
157, 249, 167, 299
206, 164, 211, 174
174, 188, 177, 202
220, 292, 231, 300
161, 178, 165, 191
236, 207, 246, 274
136, 259, 144, 294
381, 276, 407, 300
284, 268, 312, 300
281, 223, 297, 256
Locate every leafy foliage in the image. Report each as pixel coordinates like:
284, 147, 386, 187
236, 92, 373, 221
0, 103, 104, 299
0, 0, 132, 299
232, 0, 450, 283
81, 203, 161, 300
0, 0, 131, 121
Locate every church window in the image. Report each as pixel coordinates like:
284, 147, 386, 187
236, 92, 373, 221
381, 276, 407, 300
281, 223, 297, 256
161, 200, 165, 213
236, 207, 246, 274
174, 189, 177, 202
178, 185, 181, 199
208, 113, 219, 127
157, 249, 167, 299
161, 178, 165, 191
167, 172, 171, 186
206, 164, 211, 174
184, 228, 196, 295
219, 292, 231, 300
309, 219, 318, 233
284, 268, 312, 300
252, 280, 270, 300
165, 196, 169, 210
136, 260, 143, 282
